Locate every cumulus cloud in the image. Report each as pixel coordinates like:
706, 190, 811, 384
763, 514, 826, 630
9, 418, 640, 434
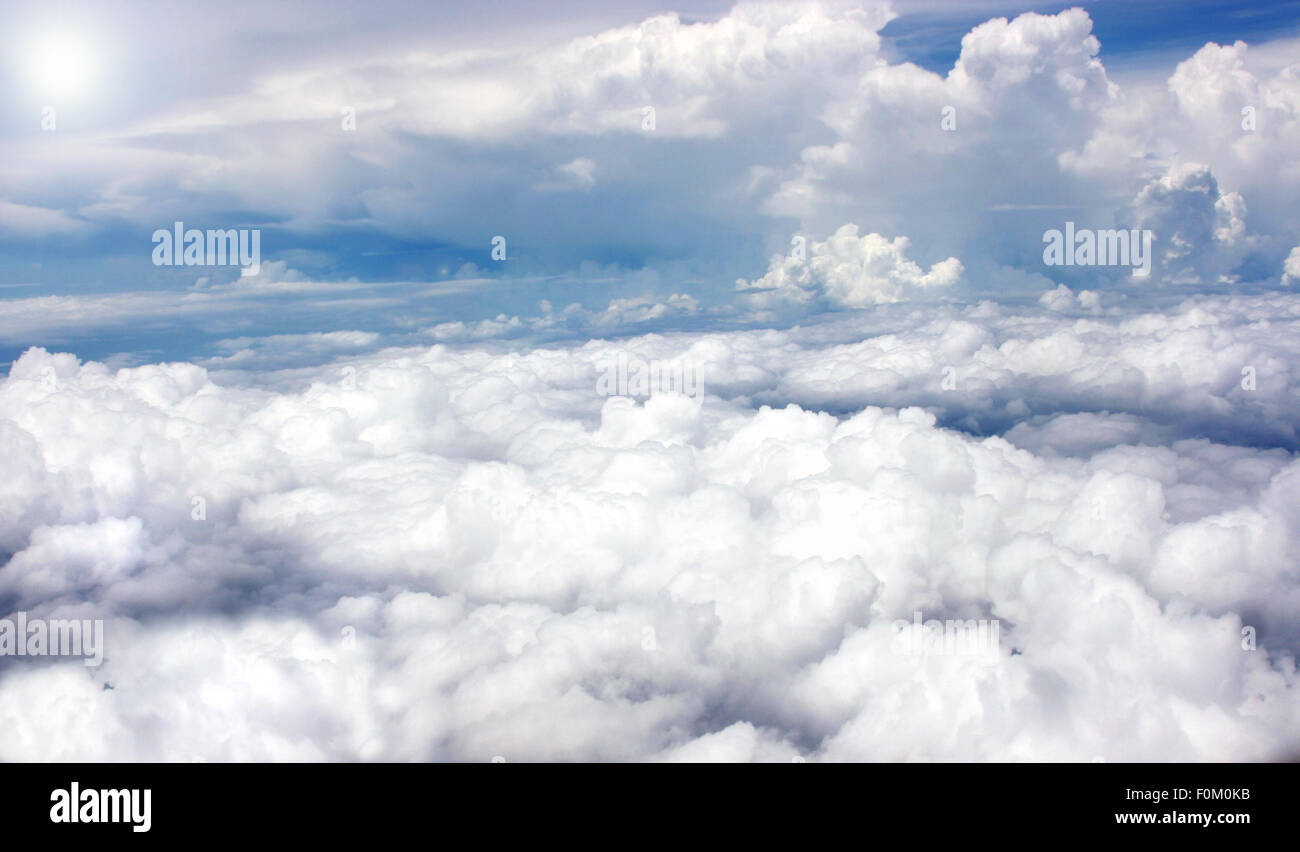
1283, 246, 1300, 286
763, 9, 1299, 287
766, 9, 1120, 255
2, 289, 1299, 761
738, 224, 963, 308
1038, 283, 1099, 312
171, 1, 893, 142
1120, 162, 1251, 284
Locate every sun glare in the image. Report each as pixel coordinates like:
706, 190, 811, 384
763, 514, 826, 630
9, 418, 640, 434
29, 33, 94, 99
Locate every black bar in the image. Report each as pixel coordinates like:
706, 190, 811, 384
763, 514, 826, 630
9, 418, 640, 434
2, 763, 1287, 839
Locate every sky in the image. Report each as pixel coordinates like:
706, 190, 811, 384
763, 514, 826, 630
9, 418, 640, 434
2, 0, 1299, 365
1, 1, 1299, 761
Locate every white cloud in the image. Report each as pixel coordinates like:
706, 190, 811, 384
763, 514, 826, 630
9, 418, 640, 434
7, 4, 1299, 288
1121, 162, 1251, 283
0, 200, 94, 237
557, 157, 596, 189
1038, 283, 1100, 312
738, 224, 963, 308
2, 290, 1299, 761
1283, 246, 1300, 286
116, 1, 891, 144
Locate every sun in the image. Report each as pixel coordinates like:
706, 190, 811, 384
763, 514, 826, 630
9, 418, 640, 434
28, 33, 95, 99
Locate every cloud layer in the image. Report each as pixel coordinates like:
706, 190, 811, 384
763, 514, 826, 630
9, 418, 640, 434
2, 288, 1298, 761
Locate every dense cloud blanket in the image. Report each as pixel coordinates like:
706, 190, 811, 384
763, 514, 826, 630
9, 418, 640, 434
2, 292, 1297, 761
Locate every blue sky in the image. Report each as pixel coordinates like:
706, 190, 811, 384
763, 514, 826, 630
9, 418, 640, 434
883, 0, 1300, 71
